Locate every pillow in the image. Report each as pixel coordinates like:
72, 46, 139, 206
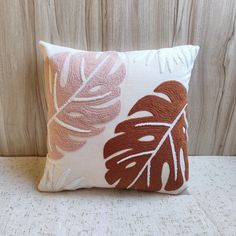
38, 42, 199, 194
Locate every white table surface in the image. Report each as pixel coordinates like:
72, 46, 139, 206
0, 156, 235, 236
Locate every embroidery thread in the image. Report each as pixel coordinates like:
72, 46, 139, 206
45, 51, 126, 159
104, 81, 188, 192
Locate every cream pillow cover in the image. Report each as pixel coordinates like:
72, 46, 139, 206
38, 42, 199, 194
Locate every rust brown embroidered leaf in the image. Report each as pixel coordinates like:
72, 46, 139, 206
45, 51, 126, 159
104, 81, 189, 192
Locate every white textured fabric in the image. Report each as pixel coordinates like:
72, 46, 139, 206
39, 42, 199, 194
0, 156, 235, 235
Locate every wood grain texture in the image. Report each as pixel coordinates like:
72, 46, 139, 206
0, 0, 236, 156
0, 0, 47, 156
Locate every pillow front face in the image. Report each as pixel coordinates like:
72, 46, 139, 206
38, 42, 199, 194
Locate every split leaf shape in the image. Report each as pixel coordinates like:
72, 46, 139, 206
45, 51, 126, 159
104, 81, 189, 192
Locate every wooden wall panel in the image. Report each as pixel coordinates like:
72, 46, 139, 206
0, 0, 47, 156
0, 0, 236, 156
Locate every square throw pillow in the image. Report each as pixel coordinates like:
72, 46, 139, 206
38, 41, 199, 194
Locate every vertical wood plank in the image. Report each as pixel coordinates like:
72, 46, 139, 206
0, 0, 47, 156
102, 0, 176, 51
177, 0, 236, 155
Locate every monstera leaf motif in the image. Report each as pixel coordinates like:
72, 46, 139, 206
104, 81, 189, 192
45, 51, 126, 159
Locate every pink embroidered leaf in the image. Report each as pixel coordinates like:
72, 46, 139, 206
45, 51, 126, 159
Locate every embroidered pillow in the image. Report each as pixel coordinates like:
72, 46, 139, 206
38, 42, 199, 194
